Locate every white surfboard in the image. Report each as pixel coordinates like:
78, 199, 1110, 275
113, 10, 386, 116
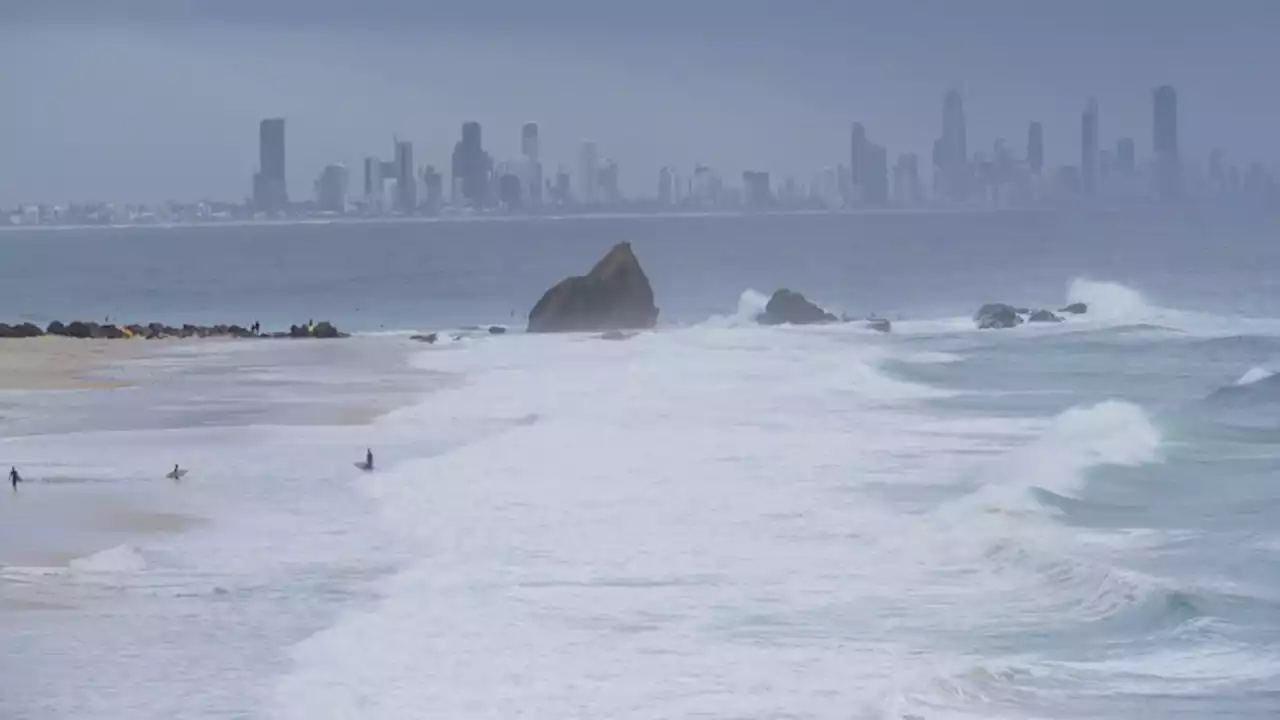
166, 469, 188, 480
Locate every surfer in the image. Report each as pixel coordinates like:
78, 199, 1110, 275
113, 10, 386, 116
365, 448, 374, 470
9, 466, 20, 490
168, 464, 184, 480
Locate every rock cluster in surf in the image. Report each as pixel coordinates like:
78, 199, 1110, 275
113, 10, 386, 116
755, 289, 891, 332
527, 242, 659, 333
0, 320, 349, 339
974, 302, 1088, 329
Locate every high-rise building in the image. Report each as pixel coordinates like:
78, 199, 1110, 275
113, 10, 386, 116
1153, 85, 1180, 200
850, 122, 868, 204
742, 171, 771, 208
1116, 137, 1136, 175
579, 140, 599, 205
893, 154, 922, 206
1081, 99, 1099, 196
865, 144, 890, 206
1028, 122, 1044, 175
363, 156, 384, 211
422, 166, 444, 213
394, 139, 416, 213
314, 163, 348, 213
658, 167, 674, 206
600, 158, 620, 205
451, 122, 491, 208
936, 89, 969, 202
522, 122, 542, 205
254, 118, 287, 212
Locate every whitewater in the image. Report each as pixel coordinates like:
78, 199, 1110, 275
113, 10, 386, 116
3, 214, 1280, 720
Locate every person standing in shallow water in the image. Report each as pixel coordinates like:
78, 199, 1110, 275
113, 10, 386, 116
366, 448, 374, 470
9, 466, 21, 490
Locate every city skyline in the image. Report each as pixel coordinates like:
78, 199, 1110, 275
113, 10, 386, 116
3, 1, 1280, 206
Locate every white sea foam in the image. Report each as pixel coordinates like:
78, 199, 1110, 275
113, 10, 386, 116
1067, 278, 1155, 321
1235, 366, 1275, 386
69, 544, 147, 573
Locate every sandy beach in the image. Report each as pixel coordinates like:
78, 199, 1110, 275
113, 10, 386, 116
0, 337, 144, 390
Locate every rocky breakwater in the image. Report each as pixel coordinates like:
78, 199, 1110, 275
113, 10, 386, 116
755, 289, 891, 332
974, 302, 1089, 329
527, 242, 659, 333
0, 320, 348, 340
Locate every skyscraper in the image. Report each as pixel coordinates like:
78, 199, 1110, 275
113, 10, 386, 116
451, 122, 491, 208
1153, 85, 1180, 200
1027, 122, 1044, 175
254, 118, 287, 212
579, 140, 599, 205
937, 89, 969, 202
1116, 138, 1136, 175
522, 122, 542, 205
658, 167, 674, 207
850, 122, 868, 204
394, 138, 416, 213
1081, 99, 1099, 196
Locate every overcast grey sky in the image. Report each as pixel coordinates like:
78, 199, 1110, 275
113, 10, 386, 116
1, 0, 1277, 205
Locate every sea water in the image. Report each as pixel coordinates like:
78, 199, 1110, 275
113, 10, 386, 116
2, 210, 1279, 719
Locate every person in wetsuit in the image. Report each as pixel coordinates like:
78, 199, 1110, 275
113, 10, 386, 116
9, 466, 21, 490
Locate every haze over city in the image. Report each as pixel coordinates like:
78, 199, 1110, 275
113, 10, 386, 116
2, 0, 1278, 210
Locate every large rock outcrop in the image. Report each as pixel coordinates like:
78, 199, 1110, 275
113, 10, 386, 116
527, 242, 659, 333
974, 303, 1023, 330
756, 289, 838, 325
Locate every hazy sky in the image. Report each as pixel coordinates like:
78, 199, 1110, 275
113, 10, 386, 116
2, 0, 1278, 205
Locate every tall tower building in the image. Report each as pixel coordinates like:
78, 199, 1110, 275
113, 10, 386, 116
1081, 99, 1099, 196
938, 89, 969, 202
254, 118, 287, 212
1116, 138, 1136, 175
1027, 122, 1044, 175
1153, 85, 1180, 200
850, 122, 868, 204
394, 138, 416, 213
522, 122, 542, 205
451, 122, 491, 208
658, 167, 674, 207
579, 140, 599, 205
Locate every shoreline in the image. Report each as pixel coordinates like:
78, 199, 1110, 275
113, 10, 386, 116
0, 337, 143, 390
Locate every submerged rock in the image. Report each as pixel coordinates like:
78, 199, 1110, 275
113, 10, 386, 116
974, 303, 1023, 330
527, 242, 659, 333
864, 317, 892, 333
1060, 302, 1088, 315
488, 325, 507, 335
0, 322, 43, 338
598, 330, 636, 341
410, 333, 439, 344
756, 289, 838, 325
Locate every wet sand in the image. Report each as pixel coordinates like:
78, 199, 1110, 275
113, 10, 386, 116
0, 337, 143, 390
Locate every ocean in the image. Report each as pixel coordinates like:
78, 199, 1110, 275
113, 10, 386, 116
1, 209, 1279, 719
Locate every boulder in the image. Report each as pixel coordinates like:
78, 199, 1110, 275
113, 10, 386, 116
527, 242, 659, 333
95, 324, 126, 339
756, 289, 838, 326
1028, 309, 1062, 323
488, 325, 507, 335
47, 320, 67, 336
410, 333, 439, 344
1060, 302, 1088, 315
974, 303, 1023, 330
312, 321, 340, 339
0, 324, 12, 338
64, 321, 95, 339
289, 324, 309, 338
